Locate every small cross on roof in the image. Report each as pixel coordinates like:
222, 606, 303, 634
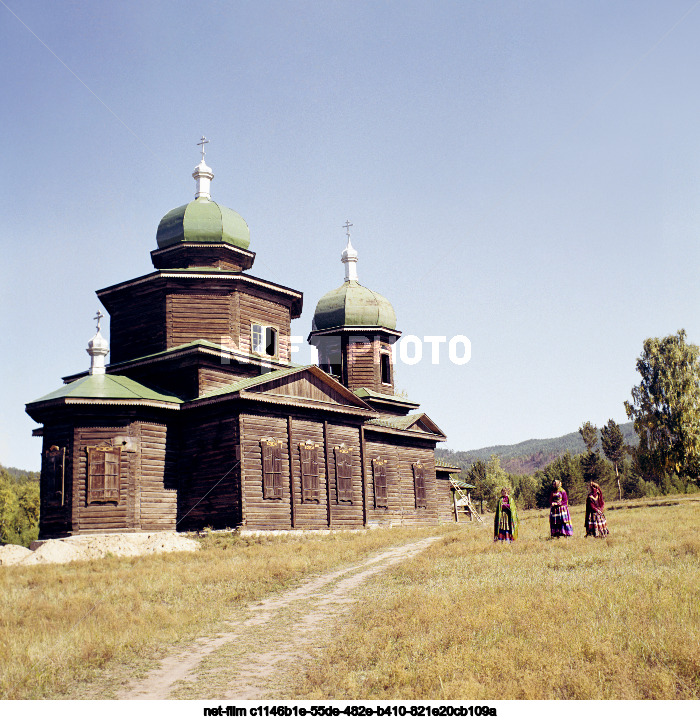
94, 310, 104, 332
343, 220, 353, 241
197, 136, 209, 161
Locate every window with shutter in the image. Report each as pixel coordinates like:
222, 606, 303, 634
372, 458, 388, 508
334, 444, 353, 503
87, 446, 121, 504
380, 353, 392, 385
45, 446, 65, 505
413, 462, 427, 508
252, 323, 279, 357
261, 438, 283, 499
299, 441, 320, 503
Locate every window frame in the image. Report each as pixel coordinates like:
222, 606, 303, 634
251, 322, 279, 358
86, 445, 121, 505
260, 437, 283, 500
299, 441, 320, 503
334, 443, 354, 503
413, 461, 427, 509
380, 352, 392, 386
372, 457, 388, 509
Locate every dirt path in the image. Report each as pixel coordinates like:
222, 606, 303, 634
121, 535, 440, 700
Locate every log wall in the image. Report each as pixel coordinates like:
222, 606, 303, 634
177, 411, 241, 531
73, 424, 133, 533
109, 287, 166, 364
238, 292, 292, 364
38, 424, 74, 538
136, 421, 177, 531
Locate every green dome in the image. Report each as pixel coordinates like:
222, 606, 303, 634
312, 280, 397, 331
156, 198, 250, 250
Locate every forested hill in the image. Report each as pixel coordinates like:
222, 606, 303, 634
436, 422, 638, 474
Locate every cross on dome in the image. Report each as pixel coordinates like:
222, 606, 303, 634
197, 136, 209, 161
94, 310, 104, 333
193, 137, 214, 200
341, 220, 359, 282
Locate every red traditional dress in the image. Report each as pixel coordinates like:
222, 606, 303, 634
585, 485, 609, 538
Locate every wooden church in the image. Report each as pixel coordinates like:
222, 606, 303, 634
26, 149, 458, 538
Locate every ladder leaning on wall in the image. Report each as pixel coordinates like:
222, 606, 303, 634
450, 476, 484, 523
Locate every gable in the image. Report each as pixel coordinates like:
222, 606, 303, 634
250, 369, 367, 408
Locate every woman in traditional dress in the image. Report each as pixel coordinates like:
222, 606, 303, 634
585, 481, 609, 537
549, 479, 573, 537
493, 487, 518, 542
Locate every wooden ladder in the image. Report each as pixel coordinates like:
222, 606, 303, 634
450, 476, 484, 523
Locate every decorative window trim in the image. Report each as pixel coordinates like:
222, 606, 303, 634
334, 443, 353, 503
260, 437, 283, 500
45, 445, 66, 506
86, 446, 121, 505
299, 440, 320, 504
372, 457, 388, 509
251, 322, 279, 358
413, 461, 427, 509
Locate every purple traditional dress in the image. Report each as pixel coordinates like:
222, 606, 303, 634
585, 483, 609, 538
549, 483, 573, 537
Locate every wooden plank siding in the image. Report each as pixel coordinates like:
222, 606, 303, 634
38, 424, 74, 538
198, 365, 259, 396
177, 412, 241, 531
344, 337, 395, 394
136, 422, 177, 531
288, 418, 327, 529
167, 293, 232, 349
238, 292, 292, 364
240, 413, 291, 529
324, 422, 365, 528
108, 287, 166, 364
73, 425, 133, 533
363, 435, 441, 526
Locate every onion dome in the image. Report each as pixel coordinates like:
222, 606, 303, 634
86, 311, 109, 375
312, 281, 397, 331
156, 156, 250, 250
311, 225, 396, 331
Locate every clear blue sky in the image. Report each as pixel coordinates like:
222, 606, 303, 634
3, 0, 700, 471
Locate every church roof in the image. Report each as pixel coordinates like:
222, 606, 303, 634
156, 198, 250, 250
27, 374, 183, 413
366, 412, 446, 438
312, 280, 396, 331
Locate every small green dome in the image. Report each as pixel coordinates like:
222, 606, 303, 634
156, 198, 250, 250
312, 280, 397, 331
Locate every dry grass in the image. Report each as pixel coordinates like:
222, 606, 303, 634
0, 526, 443, 699
292, 495, 700, 700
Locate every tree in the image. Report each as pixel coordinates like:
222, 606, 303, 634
579, 421, 603, 489
579, 422, 598, 452
601, 419, 625, 500
624, 329, 700, 481
536, 451, 586, 506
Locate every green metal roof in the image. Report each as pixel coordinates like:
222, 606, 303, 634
366, 413, 424, 431
354, 387, 419, 406
29, 374, 183, 405
312, 280, 396, 331
157, 198, 250, 250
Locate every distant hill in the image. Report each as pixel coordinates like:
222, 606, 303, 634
436, 422, 638, 474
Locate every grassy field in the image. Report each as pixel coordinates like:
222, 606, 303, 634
291, 495, 700, 700
0, 526, 443, 699
2, 496, 699, 700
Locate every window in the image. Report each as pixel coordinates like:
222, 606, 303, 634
413, 462, 427, 508
380, 353, 392, 385
252, 323, 278, 357
261, 438, 283, 499
86, 446, 121, 504
334, 444, 353, 503
44, 445, 65, 505
299, 441, 320, 503
372, 458, 388, 509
